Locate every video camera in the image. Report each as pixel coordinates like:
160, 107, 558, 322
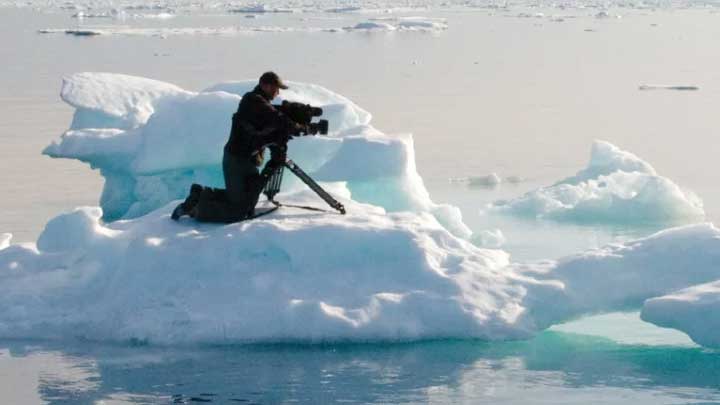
276, 100, 329, 135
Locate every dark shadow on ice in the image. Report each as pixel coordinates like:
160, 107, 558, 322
3, 333, 720, 404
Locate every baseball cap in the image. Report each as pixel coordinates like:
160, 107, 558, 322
259, 71, 288, 89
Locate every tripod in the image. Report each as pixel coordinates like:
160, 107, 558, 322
261, 159, 346, 215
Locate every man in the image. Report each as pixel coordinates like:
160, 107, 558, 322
172, 71, 304, 222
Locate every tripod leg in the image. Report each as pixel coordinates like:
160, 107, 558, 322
262, 165, 284, 203
284, 160, 346, 214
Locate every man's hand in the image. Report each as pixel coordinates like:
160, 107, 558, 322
274, 130, 293, 145
268, 144, 287, 168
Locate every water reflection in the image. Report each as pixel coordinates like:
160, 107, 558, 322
3, 332, 720, 404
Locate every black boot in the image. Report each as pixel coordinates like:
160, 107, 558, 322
171, 202, 188, 220
185, 183, 203, 209
171, 184, 205, 221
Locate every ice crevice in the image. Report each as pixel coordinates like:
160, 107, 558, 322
2, 72, 719, 346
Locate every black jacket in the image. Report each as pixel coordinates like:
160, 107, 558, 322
224, 86, 297, 157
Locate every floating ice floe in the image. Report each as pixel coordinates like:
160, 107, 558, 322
38, 17, 448, 36
349, 21, 397, 30
642, 280, 720, 348
38, 26, 329, 36
470, 173, 502, 187
450, 173, 500, 187
639, 84, 699, 91
4, 73, 720, 346
1, 199, 720, 343
516, 12, 545, 18
72, 11, 116, 18
228, 4, 296, 13
134, 12, 176, 19
324, 6, 428, 13
72, 8, 175, 19
44, 73, 470, 239
595, 10, 622, 18
488, 140, 704, 225
350, 17, 447, 31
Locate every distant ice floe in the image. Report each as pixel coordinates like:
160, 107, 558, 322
324, 6, 428, 13
72, 10, 118, 18
348, 16, 447, 31
72, 10, 176, 19
639, 84, 699, 91
4, 0, 718, 16
38, 26, 333, 37
228, 4, 297, 13
135, 12, 176, 19
594, 10, 622, 18
3, 72, 720, 346
451, 173, 501, 187
38, 16, 448, 37
450, 173, 524, 187
488, 140, 704, 225
508, 9, 624, 22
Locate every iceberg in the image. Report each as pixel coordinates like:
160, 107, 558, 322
44, 73, 469, 238
488, 140, 704, 225
3, 73, 720, 346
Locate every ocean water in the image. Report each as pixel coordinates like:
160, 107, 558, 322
1, 5, 720, 404
1, 330, 719, 404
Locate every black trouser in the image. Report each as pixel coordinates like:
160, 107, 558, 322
223, 150, 260, 205
193, 150, 261, 223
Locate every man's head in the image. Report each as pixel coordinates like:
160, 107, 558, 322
258, 71, 288, 100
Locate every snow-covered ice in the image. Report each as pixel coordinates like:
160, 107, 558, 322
642, 280, 720, 348
3, 73, 720, 347
2, 200, 720, 344
488, 140, 704, 224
